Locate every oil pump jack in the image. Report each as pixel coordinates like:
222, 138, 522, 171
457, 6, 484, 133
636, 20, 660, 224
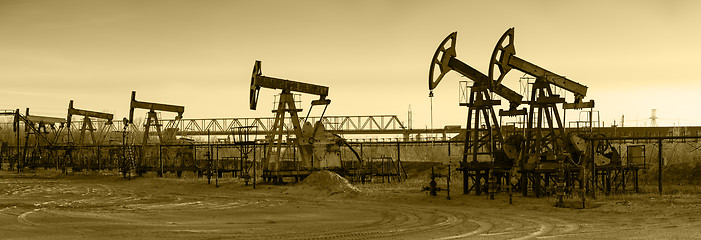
126, 91, 184, 176
128, 91, 184, 145
250, 60, 356, 183
429, 32, 526, 196
18, 109, 65, 170
488, 28, 596, 204
66, 100, 114, 170
0, 110, 18, 170
67, 100, 114, 145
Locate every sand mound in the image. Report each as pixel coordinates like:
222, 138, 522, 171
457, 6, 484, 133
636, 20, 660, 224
285, 170, 360, 197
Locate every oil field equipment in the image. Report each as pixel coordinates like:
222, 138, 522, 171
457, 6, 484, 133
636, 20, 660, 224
429, 32, 525, 196
421, 166, 451, 199
66, 100, 114, 145
128, 91, 184, 145
18, 109, 66, 170
66, 100, 115, 170
249, 60, 355, 182
488, 28, 596, 205
0, 110, 19, 170
126, 91, 185, 176
231, 126, 257, 187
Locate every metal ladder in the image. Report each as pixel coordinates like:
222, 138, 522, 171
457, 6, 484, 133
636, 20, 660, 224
122, 146, 137, 179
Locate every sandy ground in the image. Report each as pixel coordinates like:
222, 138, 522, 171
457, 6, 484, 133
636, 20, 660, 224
0, 169, 700, 240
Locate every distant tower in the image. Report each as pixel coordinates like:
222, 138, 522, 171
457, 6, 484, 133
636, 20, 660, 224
650, 109, 658, 127
408, 105, 413, 129
621, 115, 625, 127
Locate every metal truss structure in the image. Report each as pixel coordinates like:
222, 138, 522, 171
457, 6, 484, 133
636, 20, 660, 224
159, 115, 407, 136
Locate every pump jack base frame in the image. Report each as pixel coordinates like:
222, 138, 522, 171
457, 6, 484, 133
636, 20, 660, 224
517, 163, 643, 197
459, 161, 512, 196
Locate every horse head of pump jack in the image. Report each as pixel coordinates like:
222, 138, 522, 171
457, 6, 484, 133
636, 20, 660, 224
428, 32, 457, 94
488, 28, 516, 89
249, 60, 262, 110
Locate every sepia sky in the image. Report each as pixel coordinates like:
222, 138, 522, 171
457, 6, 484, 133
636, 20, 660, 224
2, 0, 701, 129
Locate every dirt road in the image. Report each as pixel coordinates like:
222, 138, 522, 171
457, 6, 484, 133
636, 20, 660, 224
0, 170, 699, 239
